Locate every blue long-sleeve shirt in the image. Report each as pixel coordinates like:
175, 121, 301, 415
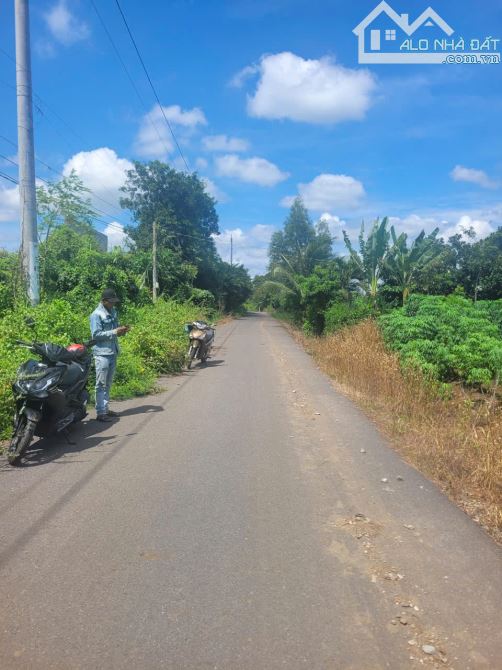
90, 303, 120, 356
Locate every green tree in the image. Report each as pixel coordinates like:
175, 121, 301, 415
120, 161, 219, 267
269, 197, 332, 276
455, 227, 502, 300
412, 238, 458, 296
385, 226, 440, 304
298, 262, 344, 334
37, 172, 97, 242
214, 262, 252, 312
343, 217, 390, 306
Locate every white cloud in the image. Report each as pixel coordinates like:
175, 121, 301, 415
388, 214, 445, 237
239, 52, 377, 124
202, 178, 228, 203
202, 135, 250, 152
319, 212, 346, 238
134, 104, 207, 160
63, 147, 133, 209
104, 222, 131, 250
441, 215, 495, 241
215, 154, 289, 187
212, 224, 276, 275
229, 64, 260, 88
0, 184, 19, 222
44, 0, 90, 46
450, 165, 499, 189
282, 174, 365, 211
386, 210, 499, 243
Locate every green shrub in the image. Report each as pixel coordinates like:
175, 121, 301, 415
378, 295, 502, 386
123, 299, 207, 374
0, 298, 209, 440
324, 298, 372, 334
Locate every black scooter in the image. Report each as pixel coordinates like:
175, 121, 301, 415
8, 338, 95, 465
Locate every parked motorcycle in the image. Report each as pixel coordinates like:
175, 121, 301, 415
184, 321, 215, 369
8, 338, 95, 465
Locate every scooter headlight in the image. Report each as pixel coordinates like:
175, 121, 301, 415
15, 367, 63, 396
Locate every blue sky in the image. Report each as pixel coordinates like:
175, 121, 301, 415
1, 0, 502, 274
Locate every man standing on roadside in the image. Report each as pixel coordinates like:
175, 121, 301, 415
90, 288, 129, 422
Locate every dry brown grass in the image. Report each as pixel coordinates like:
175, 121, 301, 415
295, 319, 502, 542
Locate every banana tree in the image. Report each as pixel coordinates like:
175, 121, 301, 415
343, 217, 391, 306
386, 226, 440, 303
256, 265, 305, 317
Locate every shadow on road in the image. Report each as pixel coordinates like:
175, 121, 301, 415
118, 404, 163, 417
13, 420, 118, 468
201, 359, 225, 367
1, 403, 165, 469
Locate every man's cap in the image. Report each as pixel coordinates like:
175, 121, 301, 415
101, 288, 120, 304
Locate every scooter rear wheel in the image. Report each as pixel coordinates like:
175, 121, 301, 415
8, 416, 36, 466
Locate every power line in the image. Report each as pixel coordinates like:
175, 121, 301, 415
88, 0, 171, 159
0, 49, 89, 150
0, 150, 125, 235
113, 0, 190, 171
0, 170, 19, 185
0, 135, 126, 228
0, 167, 212, 241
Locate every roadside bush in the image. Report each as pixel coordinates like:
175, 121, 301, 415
378, 295, 502, 386
188, 288, 217, 310
123, 299, 207, 374
0, 298, 209, 440
324, 298, 372, 334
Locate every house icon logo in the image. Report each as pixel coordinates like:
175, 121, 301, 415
354, 1, 500, 64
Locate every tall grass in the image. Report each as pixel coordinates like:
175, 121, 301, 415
298, 319, 502, 540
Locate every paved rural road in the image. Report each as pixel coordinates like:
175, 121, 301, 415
1, 313, 501, 670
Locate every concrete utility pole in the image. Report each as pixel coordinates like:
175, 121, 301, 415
230, 234, 233, 266
15, 0, 39, 304
152, 221, 158, 302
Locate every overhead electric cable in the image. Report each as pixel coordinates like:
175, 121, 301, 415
0, 135, 126, 226
88, 0, 171, 158
0, 170, 19, 185
113, 0, 190, 171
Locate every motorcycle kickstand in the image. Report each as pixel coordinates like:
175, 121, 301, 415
62, 428, 76, 446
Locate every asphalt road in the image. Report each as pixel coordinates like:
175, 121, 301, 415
1, 313, 501, 670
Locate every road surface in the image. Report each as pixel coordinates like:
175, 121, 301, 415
1, 313, 501, 669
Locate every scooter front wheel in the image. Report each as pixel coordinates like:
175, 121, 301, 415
186, 345, 196, 369
8, 416, 36, 466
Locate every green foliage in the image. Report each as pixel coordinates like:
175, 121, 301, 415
343, 217, 390, 304
188, 288, 217, 310
268, 197, 332, 276
453, 227, 502, 300
324, 298, 373, 334
121, 160, 219, 264
0, 250, 20, 315
298, 262, 345, 335
0, 300, 90, 439
384, 226, 440, 303
123, 299, 204, 375
214, 262, 252, 312
0, 299, 208, 439
378, 295, 502, 386
37, 171, 97, 242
